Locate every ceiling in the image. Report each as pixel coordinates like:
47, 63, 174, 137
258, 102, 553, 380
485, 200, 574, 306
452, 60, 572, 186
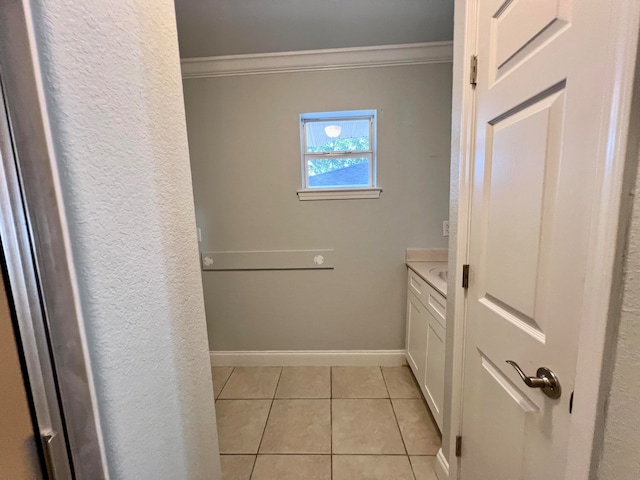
174, 0, 454, 58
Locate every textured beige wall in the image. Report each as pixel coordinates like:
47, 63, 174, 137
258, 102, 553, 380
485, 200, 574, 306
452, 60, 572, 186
183, 64, 452, 351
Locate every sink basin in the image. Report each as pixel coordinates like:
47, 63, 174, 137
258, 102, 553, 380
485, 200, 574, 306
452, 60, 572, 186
427, 266, 448, 297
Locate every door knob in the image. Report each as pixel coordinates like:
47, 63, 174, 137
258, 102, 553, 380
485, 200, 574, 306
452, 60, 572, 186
506, 361, 561, 399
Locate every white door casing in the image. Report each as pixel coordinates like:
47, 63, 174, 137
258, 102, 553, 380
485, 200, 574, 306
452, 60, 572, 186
459, 0, 637, 478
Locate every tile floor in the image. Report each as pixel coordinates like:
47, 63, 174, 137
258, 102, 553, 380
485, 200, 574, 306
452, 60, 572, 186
212, 366, 440, 480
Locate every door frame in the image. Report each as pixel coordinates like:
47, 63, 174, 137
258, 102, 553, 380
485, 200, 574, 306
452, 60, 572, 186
442, 1, 640, 479
0, 1, 108, 477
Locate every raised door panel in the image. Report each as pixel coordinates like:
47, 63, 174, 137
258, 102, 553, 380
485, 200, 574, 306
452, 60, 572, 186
481, 87, 565, 345
463, 349, 538, 480
491, 0, 571, 82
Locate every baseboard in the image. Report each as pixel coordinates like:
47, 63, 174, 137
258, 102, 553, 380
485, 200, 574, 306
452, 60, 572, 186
435, 448, 450, 480
209, 350, 407, 367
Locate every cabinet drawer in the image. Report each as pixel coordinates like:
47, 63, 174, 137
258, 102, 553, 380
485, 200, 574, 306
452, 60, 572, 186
408, 269, 430, 308
408, 268, 447, 330
425, 285, 446, 330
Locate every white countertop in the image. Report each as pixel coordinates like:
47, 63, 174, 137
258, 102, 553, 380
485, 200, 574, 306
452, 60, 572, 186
406, 261, 448, 297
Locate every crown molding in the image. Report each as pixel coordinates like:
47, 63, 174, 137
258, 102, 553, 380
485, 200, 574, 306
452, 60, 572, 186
181, 41, 453, 79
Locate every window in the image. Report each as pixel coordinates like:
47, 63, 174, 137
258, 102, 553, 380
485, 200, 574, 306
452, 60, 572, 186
298, 110, 381, 200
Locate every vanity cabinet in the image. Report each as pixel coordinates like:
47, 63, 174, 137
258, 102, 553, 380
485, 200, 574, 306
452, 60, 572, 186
405, 268, 446, 431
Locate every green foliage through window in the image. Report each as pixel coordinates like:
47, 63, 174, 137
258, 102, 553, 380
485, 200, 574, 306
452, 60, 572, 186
307, 136, 370, 154
307, 137, 370, 176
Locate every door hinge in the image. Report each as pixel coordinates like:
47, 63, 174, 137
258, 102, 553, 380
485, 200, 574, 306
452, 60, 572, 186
470, 55, 478, 87
462, 264, 470, 289
456, 435, 463, 457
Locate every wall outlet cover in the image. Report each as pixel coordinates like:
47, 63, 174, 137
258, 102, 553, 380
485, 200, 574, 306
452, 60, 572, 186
443, 221, 450, 237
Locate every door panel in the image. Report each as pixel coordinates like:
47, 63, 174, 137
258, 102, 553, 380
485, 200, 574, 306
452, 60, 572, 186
492, 0, 571, 81
461, 0, 613, 478
483, 87, 565, 339
464, 350, 537, 480
494, 0, 561, 68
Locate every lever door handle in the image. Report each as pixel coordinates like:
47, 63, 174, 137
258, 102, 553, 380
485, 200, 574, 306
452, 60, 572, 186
506, 360, 561, 399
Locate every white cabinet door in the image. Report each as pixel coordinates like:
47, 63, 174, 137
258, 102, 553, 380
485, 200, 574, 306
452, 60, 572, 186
406, 291, 427, 383
424, 309, 445, 431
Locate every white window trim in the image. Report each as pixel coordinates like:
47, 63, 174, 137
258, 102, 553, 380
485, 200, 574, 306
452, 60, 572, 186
297, 187, 383, 201
298, 109, 379, 200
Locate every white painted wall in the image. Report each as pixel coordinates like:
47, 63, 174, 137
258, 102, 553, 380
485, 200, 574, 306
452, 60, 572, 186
29, 0, 220, 477
183, 64, 452, 351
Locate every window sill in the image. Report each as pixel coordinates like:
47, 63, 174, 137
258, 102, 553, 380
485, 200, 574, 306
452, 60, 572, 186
297, 188, 382, 201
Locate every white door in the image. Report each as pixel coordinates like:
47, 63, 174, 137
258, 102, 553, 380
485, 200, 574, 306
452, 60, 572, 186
460, 1, 620, 478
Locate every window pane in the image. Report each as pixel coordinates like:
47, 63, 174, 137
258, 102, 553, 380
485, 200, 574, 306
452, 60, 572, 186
306, 119, 370, 153
307, 157, 370, 188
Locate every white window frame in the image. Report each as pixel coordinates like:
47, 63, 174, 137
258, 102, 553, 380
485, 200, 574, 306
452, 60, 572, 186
297, 109, 382, 201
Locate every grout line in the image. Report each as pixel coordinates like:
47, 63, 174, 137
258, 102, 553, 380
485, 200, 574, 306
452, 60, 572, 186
330, 366, 333, 480
216, 366, 235, 400
250, 367, 283, 479
408, 455, 417, 480
222, 452, 426, 456
214, 397, 282, 401
249, 454, 257, 479
379, 366, 391, 398
380, 366, 416, 480
382, 368, 411, 457
219, 395, 331, 400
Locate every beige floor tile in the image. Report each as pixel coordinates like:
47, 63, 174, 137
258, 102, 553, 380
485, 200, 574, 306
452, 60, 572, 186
410, 456, 438, 480
332, 455, 415, 480
219, 455, 255, 480
218, 367, 281, 399
332, 367, 389, 398
252, 455, 331, 480
212, 367, 234, 399
332, 399, 405, 454
382, 366, 421, 398
260, 399, 331, 453
216, 400, 271, 454
392, 399, 441, 455
275, 366, 330, 398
